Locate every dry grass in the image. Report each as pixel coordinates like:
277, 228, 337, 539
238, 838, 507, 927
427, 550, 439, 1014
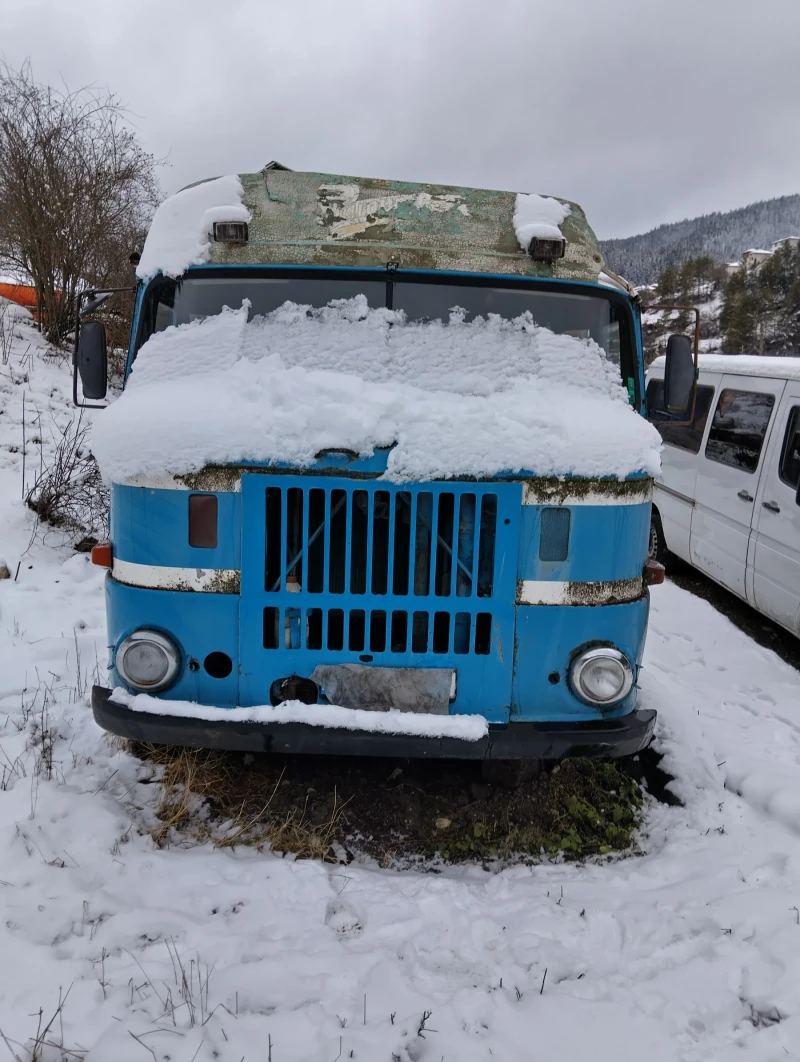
136, 743, 648, 867
143, 745, 350, 860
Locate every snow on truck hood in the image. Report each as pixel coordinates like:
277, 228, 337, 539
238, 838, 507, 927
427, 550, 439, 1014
91, 298, 661, 484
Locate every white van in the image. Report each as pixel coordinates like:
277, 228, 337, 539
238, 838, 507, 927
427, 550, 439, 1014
646, 355, 800, 637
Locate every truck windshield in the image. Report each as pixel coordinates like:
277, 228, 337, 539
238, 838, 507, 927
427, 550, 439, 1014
136, 270, 635, 388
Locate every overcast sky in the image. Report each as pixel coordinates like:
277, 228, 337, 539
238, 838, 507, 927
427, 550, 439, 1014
1, 0, 799, 239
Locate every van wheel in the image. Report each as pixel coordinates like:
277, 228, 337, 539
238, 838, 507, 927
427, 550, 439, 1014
649, 512, 669, 567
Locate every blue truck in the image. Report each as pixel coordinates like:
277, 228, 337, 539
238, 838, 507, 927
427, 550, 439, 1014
74, 166, 696, 760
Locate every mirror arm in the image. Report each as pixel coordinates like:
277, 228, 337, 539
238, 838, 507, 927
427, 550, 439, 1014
72, 286, 134, 410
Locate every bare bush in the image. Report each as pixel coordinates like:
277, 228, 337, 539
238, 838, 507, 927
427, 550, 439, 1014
25, 412, 109, 539
0, 60, 159, 346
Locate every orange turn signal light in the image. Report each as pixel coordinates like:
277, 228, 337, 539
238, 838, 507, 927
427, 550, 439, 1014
644, 558, 665, 586
91, 541, 113, 568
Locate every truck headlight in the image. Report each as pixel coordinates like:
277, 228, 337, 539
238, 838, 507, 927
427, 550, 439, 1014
117, 629, 180, 693
569, 646, 633, 707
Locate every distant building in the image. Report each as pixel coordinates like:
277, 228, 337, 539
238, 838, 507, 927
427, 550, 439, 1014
770, 236, 800, 253
724, 262, 741, 278
740, 248, 774, 271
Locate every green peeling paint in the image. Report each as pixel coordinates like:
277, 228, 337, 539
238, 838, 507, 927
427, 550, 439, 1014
201, 167, 606, 282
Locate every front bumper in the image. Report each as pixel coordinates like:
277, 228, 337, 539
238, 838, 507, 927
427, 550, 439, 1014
92, 685, 656, 760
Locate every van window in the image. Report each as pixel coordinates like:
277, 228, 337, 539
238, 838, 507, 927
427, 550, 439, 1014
780, 406, 800, 488
646, 379, 715, 453
705, 389, 775, 474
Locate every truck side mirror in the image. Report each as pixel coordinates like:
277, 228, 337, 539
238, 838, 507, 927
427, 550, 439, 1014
663, 333, 695, 415
77, 321, 108, 401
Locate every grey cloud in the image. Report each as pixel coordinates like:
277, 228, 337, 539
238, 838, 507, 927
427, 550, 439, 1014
1, 0, 798, 237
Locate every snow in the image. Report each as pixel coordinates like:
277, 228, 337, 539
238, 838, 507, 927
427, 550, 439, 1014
513, 193, 571, 250
7, 308, 800, 1058
651, 353, 800, 381
112, 689, 489, 739
136, 175, 250, 282
91, 298, 661, 484
598, 270, 627, 291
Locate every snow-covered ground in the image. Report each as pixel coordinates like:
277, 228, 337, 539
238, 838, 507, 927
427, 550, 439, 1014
2, 301, 800, 1060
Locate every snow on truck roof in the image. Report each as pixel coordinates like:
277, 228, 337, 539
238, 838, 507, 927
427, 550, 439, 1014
650, 354, 800, 381
136, 167, 608, 284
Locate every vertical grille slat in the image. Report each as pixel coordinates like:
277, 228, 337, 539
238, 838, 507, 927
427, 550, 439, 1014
427, 493, 440, 597
343, 489, 354, 595
364, 491, 375, 594
456, 493, 476, 597
280, 485, 289, 591
384, 491, 397, 596
414, 493, 432, 595
321, 490, 331, 594
477, 494, 497, 598
403, 491, 416, 597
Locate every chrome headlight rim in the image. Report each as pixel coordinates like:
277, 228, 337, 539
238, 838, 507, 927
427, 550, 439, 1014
117, 629, 181, 693
568, 645, 634, 707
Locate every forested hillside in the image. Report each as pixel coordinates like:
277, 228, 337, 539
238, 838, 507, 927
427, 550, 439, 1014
602, 195, 800, 284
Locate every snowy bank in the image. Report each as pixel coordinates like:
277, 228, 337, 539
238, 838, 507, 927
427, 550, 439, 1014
91, 298, 661, 483
111, 689, 489, 739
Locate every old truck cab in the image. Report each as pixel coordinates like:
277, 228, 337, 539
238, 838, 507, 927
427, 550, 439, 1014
75, 165, 673, 760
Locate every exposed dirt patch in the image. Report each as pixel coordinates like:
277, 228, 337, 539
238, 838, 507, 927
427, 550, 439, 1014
137, 744, 648, 867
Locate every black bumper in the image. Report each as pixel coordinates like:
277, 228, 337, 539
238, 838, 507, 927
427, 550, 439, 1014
92, 686, 656, 760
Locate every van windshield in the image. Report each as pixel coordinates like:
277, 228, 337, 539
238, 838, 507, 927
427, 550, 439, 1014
136, 269, 636, 391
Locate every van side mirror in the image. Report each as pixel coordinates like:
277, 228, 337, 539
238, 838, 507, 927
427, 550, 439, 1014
663, 333, 695, 415
76, 321, 108, 401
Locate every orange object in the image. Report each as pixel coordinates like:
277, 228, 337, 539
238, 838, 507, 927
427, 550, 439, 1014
644, 559, 665, 586
0, 283, 38, 310
91, 541, 113, 568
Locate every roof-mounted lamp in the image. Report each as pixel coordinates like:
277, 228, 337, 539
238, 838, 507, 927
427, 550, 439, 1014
213, 221, 249, 244
527, 236, 566, 262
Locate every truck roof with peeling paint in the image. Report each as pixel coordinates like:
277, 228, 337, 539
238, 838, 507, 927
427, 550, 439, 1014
137, 166, 608, 285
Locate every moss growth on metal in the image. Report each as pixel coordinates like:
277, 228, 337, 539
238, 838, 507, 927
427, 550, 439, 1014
522, 476, 653, 505
177, 467, 242, 492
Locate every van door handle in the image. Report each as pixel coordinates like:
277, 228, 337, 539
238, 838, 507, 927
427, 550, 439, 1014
762, 500, 781, 513
737, 490, 754, 502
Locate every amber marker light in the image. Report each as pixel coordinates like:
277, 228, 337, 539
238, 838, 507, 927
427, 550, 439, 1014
91, 541, 113, 568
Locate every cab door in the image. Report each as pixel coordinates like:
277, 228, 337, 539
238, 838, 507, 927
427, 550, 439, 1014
751, 385, 800, 634
689, 376, 783, 600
